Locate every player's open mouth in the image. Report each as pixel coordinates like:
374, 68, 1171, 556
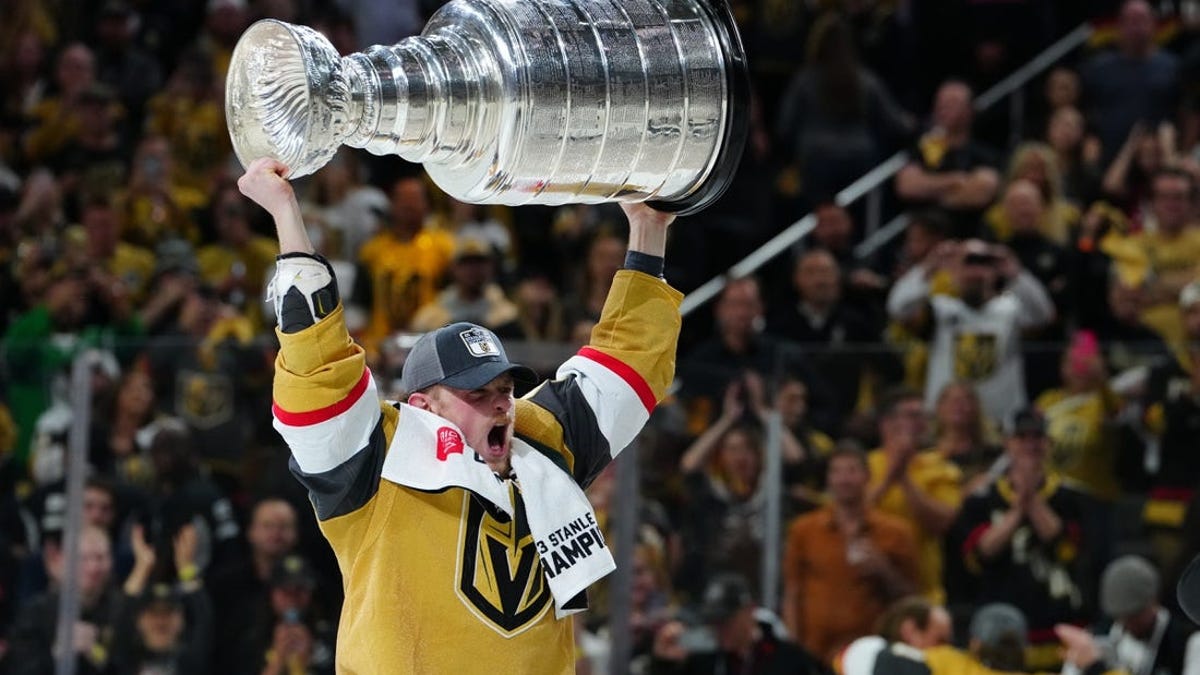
487, 424, 507, 454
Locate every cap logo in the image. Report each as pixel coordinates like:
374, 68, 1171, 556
460, 328, 499, 358
436, 427, 465, 461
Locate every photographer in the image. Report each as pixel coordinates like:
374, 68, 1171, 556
649, 574, 830, 675
887, 238, 1055, 427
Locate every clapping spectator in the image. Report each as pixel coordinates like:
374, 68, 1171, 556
948, 408, 1089, 671
137, 422, 242, 583
297, 149, 386, 263
774, 373, 837, 511
249, 555, 335, 675
677, 379, 777, 598
111, 523, 212, 675
679, 276, 833, 435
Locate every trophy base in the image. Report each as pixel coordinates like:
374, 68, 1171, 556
646, 0, 749, 217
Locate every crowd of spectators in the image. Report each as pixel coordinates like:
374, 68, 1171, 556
4, 0, 1200, 673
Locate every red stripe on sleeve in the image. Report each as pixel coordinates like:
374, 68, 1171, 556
273, 369, 371, 427
577, 347, 656, 413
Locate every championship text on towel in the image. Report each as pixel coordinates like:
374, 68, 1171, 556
535, 512, 607, 579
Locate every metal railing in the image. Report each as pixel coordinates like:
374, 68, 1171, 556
679, 22, 1095, 318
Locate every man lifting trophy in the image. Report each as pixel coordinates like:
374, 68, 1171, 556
228, 0, 746, 671
226, 0, 748, 213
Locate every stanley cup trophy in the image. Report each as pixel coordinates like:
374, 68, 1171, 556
225, 0, 748, 214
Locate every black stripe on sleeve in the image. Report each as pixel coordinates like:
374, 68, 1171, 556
287, 416, 387, 521
527, 374, 612, 488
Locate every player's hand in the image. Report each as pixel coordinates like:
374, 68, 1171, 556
237, 158, 297, 220
620, 202, 676, 230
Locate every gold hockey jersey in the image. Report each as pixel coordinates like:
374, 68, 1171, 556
271, 270, 682, 674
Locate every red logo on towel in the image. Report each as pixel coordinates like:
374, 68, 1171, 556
436, 427, 465, 461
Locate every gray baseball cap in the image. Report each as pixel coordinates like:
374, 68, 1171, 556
969, 603, 1028, 648
399, 322, 536, 394
1101, 555, 1160, 619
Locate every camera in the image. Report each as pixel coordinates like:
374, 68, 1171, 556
963, 251, 997, 266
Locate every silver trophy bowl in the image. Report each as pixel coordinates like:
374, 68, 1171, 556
225, 0, 748, 214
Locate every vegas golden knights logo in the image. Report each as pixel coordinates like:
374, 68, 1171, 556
177, 370, 233, 430
455, 493, 551, 637
953, 332, 998, 381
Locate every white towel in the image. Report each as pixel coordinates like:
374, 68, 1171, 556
380, 403, 615, 618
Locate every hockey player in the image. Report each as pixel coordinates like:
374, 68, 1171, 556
238, 157, 681, 673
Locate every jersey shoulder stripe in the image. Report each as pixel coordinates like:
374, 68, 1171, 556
273, 368, 371, 426
577, 347, 655, 413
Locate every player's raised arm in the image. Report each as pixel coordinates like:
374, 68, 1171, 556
239, 158, 395, 522
515, 202, 682, 487
237, 158, 314, 255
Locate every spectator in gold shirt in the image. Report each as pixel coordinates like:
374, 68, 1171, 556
1104, 168, 1200, 345
355, 173, 454, 350
866, 388, 962, 604
196, 183, 277, 328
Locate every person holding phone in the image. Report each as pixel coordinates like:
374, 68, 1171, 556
887, 238, 1055, 427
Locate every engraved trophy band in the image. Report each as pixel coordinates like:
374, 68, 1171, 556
225, 0, 749, 214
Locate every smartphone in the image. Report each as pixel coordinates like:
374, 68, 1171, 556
964, 251, 996, 266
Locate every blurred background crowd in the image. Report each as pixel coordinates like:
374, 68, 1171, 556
4, 0, 1200, 673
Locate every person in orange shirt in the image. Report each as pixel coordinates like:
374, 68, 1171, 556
784, 447, 921, 663
866, 388, 962, 603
